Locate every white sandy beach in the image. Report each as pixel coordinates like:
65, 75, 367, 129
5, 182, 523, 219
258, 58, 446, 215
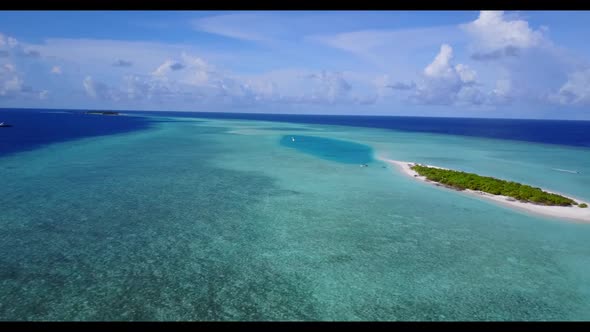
377, 156, 590, 223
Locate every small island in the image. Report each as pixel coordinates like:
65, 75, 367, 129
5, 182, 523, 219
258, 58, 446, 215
376, 156, 590, 223
85, 111, 120, 116
410, 164, 579, 207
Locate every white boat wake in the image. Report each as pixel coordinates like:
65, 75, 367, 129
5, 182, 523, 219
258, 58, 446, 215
552, 168, 579, 174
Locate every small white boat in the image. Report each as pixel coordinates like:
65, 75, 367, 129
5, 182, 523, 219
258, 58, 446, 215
291, 137, 295, 142
0, 122, 12, 128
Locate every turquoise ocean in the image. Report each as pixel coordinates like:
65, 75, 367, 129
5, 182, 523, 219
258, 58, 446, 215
1, 109, 590, 320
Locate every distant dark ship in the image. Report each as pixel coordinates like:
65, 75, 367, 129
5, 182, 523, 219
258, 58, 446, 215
0, 122, 12, 128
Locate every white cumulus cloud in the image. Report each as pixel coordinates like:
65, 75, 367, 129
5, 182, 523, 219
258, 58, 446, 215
39, 90, 49, 100
387, 43, 514, 107
0, 33, 18, 49
462, 11, 545, 60
0, 63, 22, 96
152, 59, 187, 76
548, 68, 590, 106
415, 44, 480, 105
83, 76, 121, 101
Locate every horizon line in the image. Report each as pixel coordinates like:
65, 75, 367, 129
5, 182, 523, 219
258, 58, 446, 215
1, 106, 589, 122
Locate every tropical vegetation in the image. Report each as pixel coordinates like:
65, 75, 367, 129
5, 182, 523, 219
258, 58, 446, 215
410, 164, 579, 207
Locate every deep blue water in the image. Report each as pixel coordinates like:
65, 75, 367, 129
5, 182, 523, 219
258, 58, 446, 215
280, 135, 373, 164
0, 108, 152, 157
2, 108, 590, 157
135, 110, 590, 148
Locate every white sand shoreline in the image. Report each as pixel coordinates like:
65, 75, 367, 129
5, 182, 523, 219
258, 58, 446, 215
376, 156, 590, 223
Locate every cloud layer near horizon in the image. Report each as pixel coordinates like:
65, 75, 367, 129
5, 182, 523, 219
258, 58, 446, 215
1, 11, 589, 118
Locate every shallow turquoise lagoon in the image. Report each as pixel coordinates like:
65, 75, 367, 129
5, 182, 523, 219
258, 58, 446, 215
1, 115, 590, 321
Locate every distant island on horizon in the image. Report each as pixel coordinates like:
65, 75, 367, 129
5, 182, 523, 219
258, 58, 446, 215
85, 111, 120, 116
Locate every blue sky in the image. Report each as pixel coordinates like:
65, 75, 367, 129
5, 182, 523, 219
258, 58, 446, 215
1, 10, 590, 119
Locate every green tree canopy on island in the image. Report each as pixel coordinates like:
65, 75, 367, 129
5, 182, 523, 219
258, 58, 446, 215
410, 164, 578, 207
